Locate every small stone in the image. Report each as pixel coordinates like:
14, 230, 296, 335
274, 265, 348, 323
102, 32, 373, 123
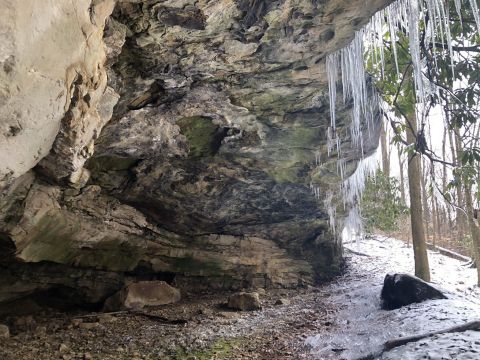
35, 325, 47, 335
78, 322, 99, 330
198, 307, 214, 316
218, 311, 238, 319
83, 352, 93, 360
71, 318, 83, 327
227, 292, 261, 311
274, 298, 290, 306
14, 315, 35, 328
59, 343, 69, 353
0, 324, 10, 338
256, 288, 266, 296
98, 314, 117, 323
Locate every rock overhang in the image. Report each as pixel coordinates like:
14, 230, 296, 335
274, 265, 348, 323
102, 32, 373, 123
0, 0, 388, 306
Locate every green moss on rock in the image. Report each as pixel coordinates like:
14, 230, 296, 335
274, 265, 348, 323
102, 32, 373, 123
176, 116, 221, 158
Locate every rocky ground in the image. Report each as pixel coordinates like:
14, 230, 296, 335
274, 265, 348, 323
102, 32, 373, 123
0, 286, 328, 359
1, 236, 479, 360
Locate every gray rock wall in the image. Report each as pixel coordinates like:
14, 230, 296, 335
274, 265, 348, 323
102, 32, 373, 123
0, 0, 385, 306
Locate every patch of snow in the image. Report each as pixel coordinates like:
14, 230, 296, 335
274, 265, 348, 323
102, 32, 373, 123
381, 330, 480, 359
306, 235, 480, 359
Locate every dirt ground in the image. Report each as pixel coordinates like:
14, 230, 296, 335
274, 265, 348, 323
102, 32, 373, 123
0, 285, 334, 360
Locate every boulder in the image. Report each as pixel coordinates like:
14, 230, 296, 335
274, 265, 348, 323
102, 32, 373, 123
227, 292, 261, 311
381, 273, 447, 310
103, 281, 181, 311
274, 298, 290, 306
0, 324, 9, 338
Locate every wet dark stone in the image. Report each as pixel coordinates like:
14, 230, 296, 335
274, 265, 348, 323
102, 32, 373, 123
380, 273, 447, 310
156, 6, 206, 30
238, 0, 268, 29
322, 29, 335, 41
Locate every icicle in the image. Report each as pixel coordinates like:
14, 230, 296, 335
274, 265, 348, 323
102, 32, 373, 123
327, 126, 335, 156
443, 3, 456, 78
324, 191, 337, 235
344, 206, 364, 242
315, 151, 321, 165
469, 0, 480, 35
321, 0, 480, 238
327, 53, 339, 130
386, 5, 400, 77
454, 0, 463, 26
341, 154, 378, 208
407, 0, 425, 102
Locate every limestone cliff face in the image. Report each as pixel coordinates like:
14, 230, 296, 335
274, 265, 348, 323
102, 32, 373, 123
0, 0, 384, 305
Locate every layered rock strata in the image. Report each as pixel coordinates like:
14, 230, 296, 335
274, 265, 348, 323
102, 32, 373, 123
0, 0, 384, 306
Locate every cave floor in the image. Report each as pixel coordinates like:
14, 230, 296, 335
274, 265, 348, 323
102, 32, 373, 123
1, 236, 479, 360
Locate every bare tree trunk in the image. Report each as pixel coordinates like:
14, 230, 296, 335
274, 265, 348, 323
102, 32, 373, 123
431, 192, 438, 247
406, 115, 431, 281
397, 144, 407, 205
465, 184, 480, 286
435, 198, 443, 245
421, 159, 430, 241
380, 122, 390, 178
442, 127, 448, 193
440, 126, 450, 240
449, 129, 466, 240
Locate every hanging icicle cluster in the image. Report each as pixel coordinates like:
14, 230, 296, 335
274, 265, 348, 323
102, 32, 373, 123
322, 0, 480, 238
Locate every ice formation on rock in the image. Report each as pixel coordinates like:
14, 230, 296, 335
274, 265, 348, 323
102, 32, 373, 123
324, 0, 480, 237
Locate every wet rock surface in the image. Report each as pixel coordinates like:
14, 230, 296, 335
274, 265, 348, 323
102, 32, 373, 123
380, 273, 447, 310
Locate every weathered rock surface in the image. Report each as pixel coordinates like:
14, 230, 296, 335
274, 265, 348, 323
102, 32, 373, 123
0, 0, 387, 306
103, 280, 181, 310
381, 273, 447, 310
227, 292, 262, 311
0, 0, 116, 186
0, 324, 9, 338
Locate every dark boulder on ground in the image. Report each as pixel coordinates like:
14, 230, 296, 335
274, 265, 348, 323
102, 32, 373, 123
381, 273, 447, 310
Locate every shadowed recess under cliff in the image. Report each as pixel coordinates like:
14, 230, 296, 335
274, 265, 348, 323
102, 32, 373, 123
0, 0, 387, 307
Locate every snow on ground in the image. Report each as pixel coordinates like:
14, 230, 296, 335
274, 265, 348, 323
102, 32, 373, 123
306, 235, 480, 360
